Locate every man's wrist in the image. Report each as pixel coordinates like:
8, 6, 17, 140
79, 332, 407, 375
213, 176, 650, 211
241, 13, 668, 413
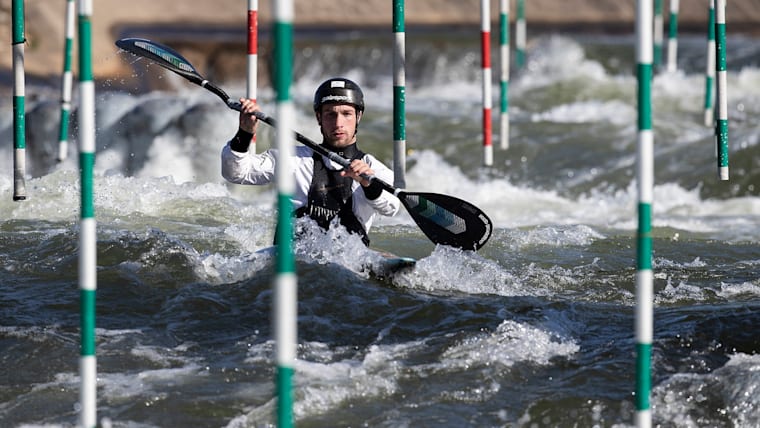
362, 179, 383, 200
230, 128, 254, 152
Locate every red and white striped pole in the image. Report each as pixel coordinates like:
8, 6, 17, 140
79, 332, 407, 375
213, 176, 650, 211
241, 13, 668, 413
246, 0, 258, 153
481, 0, 493, 166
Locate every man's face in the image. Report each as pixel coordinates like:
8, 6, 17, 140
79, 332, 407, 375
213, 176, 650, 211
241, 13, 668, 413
317, 104, 361, 148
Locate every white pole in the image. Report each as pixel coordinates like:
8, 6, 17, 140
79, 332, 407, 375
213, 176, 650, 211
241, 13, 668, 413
635, 1, 654, 427
703, 0, 716, 126
12, 0, 27, 201
516, 0, 526, 67
666, 0, 679, 72
499, 0, 510, 150
57, 0, 76, 162
246, 0, 258, 152
78, 0, 98, 426
653, 0, 663, 69
393, 0, 407, 188
272, 1, 296, 426
714, 0, 729, 181
481, 0, 493, 166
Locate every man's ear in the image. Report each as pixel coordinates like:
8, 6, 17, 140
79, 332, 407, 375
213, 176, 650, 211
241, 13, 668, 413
356, 111, 362, 123
315, 111, 321, 126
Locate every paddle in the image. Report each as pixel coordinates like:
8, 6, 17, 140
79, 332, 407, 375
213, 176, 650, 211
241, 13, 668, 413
115, 37, 493, 250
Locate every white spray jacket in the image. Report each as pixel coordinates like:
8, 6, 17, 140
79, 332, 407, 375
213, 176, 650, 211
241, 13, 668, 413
221, 142, 401, 234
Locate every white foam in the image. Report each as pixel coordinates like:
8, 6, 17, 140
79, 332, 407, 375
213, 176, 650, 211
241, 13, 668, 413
234, 339, 418, 425
531, 100, 634, 125
509, 224, 606, 248
294, 344, 400, 415
230, 321, 577, 425
393, 245, 527, 296
194, 250, 273, 285
718, 280, 760, 299
441, 320, 579, 368
517, 36, 609, 90
652, 353, 760, 427
399, 149, 760, 242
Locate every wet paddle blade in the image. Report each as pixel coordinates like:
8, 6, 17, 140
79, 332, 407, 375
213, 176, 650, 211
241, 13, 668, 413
116, 37, 235, 107
116, 38, 203, 83
398, 191, 492, 250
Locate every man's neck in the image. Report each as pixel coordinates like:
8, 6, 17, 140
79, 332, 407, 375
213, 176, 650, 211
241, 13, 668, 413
322, 140, 359, 158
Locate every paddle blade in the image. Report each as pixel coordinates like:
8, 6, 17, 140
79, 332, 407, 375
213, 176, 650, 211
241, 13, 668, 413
398, 192, 492, 250
115, 38, 203, 84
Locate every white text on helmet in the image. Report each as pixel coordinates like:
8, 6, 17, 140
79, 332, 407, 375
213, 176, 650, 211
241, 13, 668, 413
320, 95, 353, 104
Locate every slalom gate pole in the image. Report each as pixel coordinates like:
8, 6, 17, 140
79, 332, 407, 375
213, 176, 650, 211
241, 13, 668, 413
272, 1, 296, 426
480, 0, 493, 166
635, 1, 654, 427
653, 0, 663, 69
246, 0, 258, 152
499, 0, 510, 150
393, 0, 407, 189
77, 0, 97, 427
703, 0, 716, 127
516, 0, 526, 68
12, 0, 27, 201
666, 0, 679, 72
714, 0, 729, 181
58, 0, 76, 162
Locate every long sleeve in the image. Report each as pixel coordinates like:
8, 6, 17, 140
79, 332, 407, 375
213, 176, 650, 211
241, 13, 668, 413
221, 143, 316, 211
220, 142, 277, 185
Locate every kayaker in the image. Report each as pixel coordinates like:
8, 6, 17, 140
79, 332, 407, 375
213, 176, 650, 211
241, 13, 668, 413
221, 77, 400, 246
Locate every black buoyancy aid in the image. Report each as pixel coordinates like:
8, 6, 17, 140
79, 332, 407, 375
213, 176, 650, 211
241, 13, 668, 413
294, 143, 370, 246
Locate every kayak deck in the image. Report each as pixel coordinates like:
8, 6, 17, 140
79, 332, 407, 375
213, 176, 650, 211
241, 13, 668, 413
254, 246, 415, 279
361, 251, 416, 279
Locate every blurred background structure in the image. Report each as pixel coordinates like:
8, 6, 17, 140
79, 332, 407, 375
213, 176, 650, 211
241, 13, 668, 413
2, 0, 760, 87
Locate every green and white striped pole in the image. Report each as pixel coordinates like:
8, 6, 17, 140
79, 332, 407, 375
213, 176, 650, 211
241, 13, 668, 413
515, 0, 526, 68
653, 0, 663, 70
499, 0, 510, 150
635, 1, 654, 427
246, 0, 258, 153
77, 1, 97, 427
392, 0, 406, 189
272, 1, 296, 426
714, 0, 728, 181
703, 0, 716, 126
666, 0, 679, 72
58, 0, 76, 162
12, 0, 27, 201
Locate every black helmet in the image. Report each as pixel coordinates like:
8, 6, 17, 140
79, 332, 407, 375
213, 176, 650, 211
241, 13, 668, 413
313, 78, 365, 113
